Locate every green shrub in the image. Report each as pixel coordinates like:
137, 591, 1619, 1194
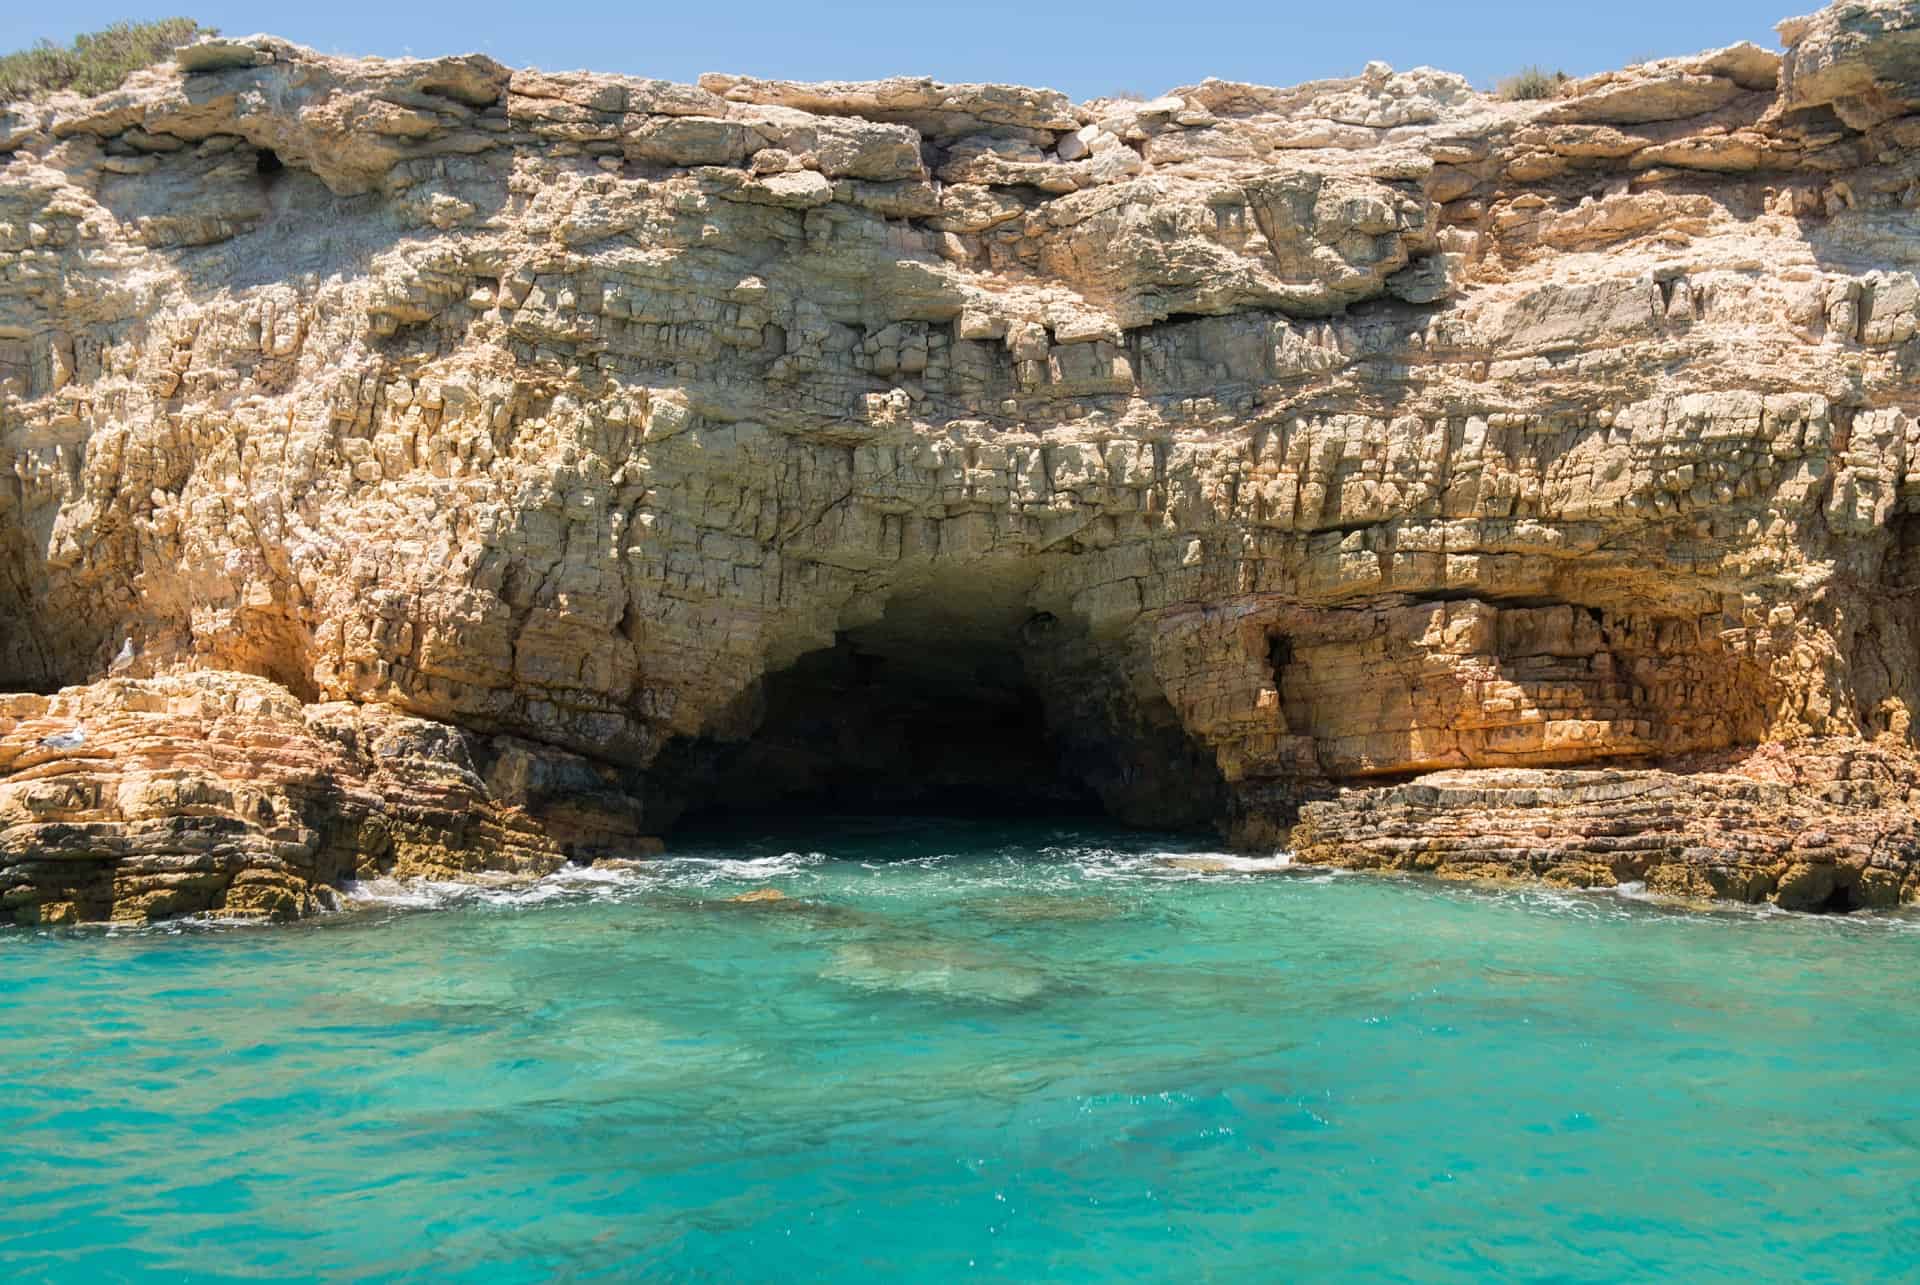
0, 18, 216, 103
1497, 66, 1569, 101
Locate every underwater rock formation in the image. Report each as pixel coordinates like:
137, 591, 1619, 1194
7, 2, 1920, 920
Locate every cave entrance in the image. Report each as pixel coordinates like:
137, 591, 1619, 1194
1815, 882, 1861, 915
660, 581, 1103, 827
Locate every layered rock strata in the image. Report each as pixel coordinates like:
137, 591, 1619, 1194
6, 2, 1920, 920
0, 671, 652, 922
1291, 744, 1920, 909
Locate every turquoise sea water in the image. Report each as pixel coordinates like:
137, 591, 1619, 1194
3, 817, 1919, 1282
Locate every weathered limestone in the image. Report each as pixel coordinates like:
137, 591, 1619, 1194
0, 672, 655, 923
6, 3, 1920, 921
1291, 744, 1920, 909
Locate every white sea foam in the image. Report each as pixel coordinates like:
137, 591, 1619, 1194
342, 865, 652, 912
340, 876, 487, 910
546, 863, 649, 885
659, 850, 827, 885
1187, 852, 1297, 873
1071, 848, 1300, 881
103, 912, 273, 936
341, 847, 833, 911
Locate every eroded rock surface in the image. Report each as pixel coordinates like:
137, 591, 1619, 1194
7, 3, 1920, 920
1291, 746, 1920, 909
0, 671, 657, 922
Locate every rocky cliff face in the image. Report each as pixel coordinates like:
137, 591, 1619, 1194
7, 2, 1920, 922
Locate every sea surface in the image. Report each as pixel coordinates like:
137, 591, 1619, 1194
3, 817, 1918, 1282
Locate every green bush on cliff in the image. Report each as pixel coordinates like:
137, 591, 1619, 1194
0, 18, 216, 103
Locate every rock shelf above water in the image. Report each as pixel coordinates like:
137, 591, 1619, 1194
7, 3, 1920, 922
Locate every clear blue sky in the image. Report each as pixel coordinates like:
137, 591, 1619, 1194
5, 1, 1795, 101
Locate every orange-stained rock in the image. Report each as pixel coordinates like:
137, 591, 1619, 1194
0, 673, 659, 923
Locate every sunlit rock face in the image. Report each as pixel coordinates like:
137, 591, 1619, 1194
7, 3, 1920, 921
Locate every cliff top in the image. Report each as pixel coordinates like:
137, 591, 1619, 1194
0, 3, 1886, 169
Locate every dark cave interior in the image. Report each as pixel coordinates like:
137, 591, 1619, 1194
656, 586, 1108, 829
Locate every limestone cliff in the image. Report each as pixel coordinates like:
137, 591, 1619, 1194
7, 2, 1920, 922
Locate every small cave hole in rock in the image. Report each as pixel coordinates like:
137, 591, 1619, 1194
255, 147, 285, 180
1815, 881, 1861, 915
1884, 510, 1920, 593
1267, 631, 1294, 677
656, 582, 1110, 831
1265, 629, 1312, 733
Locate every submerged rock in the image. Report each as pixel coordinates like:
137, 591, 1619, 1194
823, 940, 1052, 1004
978, 894, 1125, 922
653, 889, 872, 929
